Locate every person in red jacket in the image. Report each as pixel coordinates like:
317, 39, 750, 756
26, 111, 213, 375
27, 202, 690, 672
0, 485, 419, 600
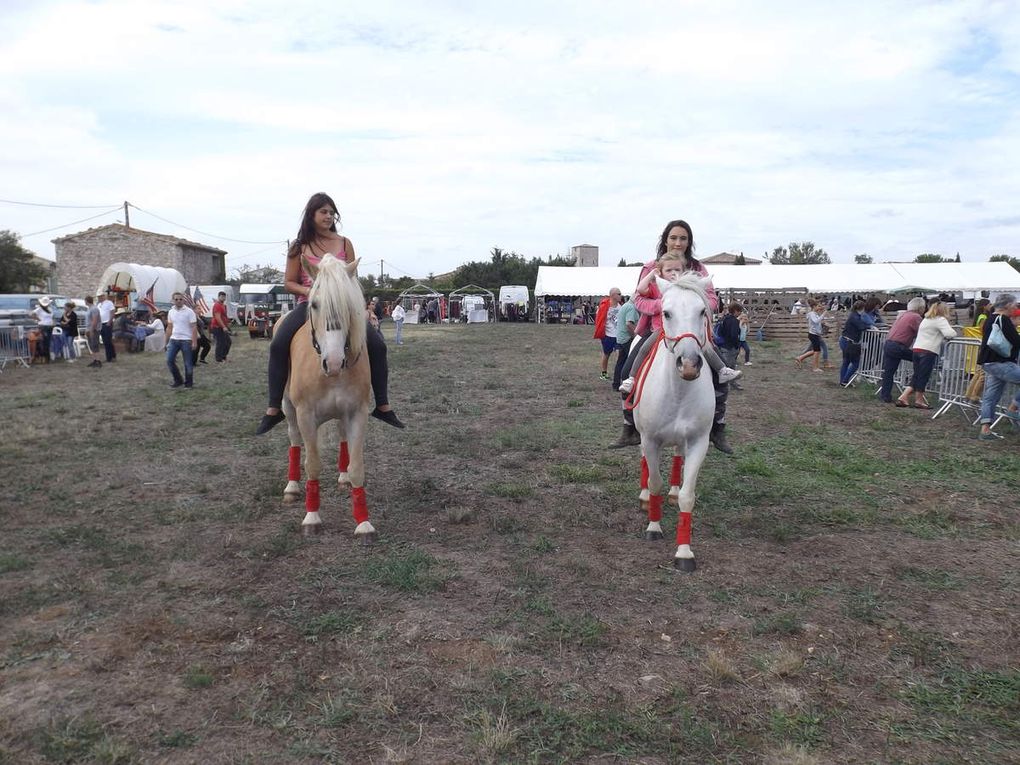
593, 288, 623, 380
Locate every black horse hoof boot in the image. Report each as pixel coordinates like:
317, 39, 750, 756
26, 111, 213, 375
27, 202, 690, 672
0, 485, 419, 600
673, 557, 697, 572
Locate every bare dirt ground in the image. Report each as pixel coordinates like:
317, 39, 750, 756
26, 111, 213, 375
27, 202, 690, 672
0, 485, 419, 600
1, 323, 1017, 764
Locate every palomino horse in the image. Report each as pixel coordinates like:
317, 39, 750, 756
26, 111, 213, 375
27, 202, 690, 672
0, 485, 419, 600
630, 273, 716, 571
281, 254, 376, 542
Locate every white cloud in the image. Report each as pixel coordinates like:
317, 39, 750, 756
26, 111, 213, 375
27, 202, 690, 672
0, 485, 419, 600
1, 0, 1018, 277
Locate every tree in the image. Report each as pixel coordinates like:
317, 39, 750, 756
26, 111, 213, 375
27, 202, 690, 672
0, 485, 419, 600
450, 247, 572, 291
914, 253, 947, 263
955, 252, 961, 263
854, 253, 873, 264
229, 263, 284, 284
617, 258, 627, 267
0, 230, 48, 292
767, 241, 831, 265
734, 253, 746, 265
990, 254, 1020, 273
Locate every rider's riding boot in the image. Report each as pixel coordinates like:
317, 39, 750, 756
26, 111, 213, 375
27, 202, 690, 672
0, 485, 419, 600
256, 411, 286, 436
372, 407, 406, 429
709, 425, 734, 455
609, 422, 641, 448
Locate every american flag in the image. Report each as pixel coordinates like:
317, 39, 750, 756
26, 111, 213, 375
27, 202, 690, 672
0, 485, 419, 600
181, 288, 195, 309
192, 286, 210, 317
139, 279, 158, 313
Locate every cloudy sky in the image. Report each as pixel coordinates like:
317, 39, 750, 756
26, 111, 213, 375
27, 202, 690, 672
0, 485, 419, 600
2, 0, 1018, 279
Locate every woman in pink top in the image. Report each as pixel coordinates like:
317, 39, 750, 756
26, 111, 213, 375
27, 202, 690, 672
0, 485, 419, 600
257, 193, 403, 434
609, 219, 740, 452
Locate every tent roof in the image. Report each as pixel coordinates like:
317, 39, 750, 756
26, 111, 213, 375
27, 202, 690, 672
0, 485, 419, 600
534, 262, 1020, 297
534, 266, 643, 297
398, 283, 443, 299
448, 284, 494, 298
239, 283, 286, 294
96, 262, 186, 304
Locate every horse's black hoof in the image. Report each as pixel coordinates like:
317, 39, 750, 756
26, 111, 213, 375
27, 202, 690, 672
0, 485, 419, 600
357, 532, 377, 546
644, 530, 664, 541
302, 523, 323, 537
673, 557, 696, 572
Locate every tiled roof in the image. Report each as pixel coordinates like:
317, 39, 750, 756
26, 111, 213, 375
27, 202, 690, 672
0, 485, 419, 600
52, 223, 227, 254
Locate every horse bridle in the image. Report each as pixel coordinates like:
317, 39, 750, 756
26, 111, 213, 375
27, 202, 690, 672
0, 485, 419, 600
661, 322, 709, 354
309, 322, 360, 368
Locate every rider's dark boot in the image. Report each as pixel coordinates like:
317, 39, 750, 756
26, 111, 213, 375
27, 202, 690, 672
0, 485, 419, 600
609, 422, 641, 448
709, 425, 734, 455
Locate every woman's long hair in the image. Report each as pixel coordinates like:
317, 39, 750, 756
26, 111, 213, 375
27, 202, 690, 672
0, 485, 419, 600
288, 192, 340, 259
655, 219, 700, 268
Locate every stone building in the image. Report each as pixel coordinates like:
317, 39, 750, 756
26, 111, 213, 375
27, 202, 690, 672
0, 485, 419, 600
702, 252, 762, 266
570, 244, 599, 267
52, 223, 227, 298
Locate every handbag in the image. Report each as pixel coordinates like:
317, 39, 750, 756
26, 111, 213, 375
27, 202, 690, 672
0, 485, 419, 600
987, 316, 1013, 357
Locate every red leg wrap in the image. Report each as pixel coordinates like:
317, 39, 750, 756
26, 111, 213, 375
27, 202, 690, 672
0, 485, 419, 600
640, 456, 649, 490
351, 486, 368, 524
676, 511, 692, 545
648, 494, 663, 523
338, 441, 350, 472
288, 446, 301, 481
670, 456, 684, 485
305, 480, 320, 512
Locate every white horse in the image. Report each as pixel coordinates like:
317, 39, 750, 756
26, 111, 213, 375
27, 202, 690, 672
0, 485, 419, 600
281, 254, 376, 542
631, 273, 716, 571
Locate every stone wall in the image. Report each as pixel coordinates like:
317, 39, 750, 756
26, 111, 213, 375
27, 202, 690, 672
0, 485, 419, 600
180, 246, 226, 284
54, 225, 225, 297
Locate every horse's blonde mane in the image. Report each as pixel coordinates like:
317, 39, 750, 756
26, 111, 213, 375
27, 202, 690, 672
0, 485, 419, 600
307, 254, 366, 354
666, 271, 711, 310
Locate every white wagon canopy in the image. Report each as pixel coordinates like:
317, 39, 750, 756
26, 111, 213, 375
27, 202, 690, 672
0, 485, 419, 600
96, 262, 187, 308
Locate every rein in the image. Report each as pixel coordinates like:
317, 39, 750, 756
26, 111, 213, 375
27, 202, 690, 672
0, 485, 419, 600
625, 318, 712, 411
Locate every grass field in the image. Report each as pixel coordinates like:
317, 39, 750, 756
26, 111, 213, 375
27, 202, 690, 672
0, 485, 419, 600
1, 322, 1017, 764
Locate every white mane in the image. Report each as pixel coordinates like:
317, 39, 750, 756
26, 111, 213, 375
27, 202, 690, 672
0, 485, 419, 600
307, 254, 367, 354
662, 271, 712, 311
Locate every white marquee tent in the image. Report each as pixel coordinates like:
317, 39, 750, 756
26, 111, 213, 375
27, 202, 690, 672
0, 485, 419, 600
534, 262, 1020, 299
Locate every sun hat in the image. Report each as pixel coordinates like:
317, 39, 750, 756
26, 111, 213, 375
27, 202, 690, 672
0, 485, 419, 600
38, 296, 52, 307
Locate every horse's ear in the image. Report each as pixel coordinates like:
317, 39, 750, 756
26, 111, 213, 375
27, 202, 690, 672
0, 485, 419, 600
655, 275, 673, 294
345, 258, 360, 278
302, 254, 319, 280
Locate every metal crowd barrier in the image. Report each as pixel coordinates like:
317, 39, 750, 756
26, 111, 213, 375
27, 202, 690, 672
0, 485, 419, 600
854, 328, 1018, 432
0, 326, 32, 372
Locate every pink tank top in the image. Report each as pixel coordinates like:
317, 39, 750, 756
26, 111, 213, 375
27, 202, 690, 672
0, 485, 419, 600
297, 240, 347, 303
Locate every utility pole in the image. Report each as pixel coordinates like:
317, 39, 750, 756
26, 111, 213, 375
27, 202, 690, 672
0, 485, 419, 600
124, 201, 130, 228
380, 259, 384, 286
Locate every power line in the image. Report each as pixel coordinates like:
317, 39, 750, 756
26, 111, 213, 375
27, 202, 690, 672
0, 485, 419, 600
23, 207, 123, 237
0, 198, 120, 209
128, 203, 286, 245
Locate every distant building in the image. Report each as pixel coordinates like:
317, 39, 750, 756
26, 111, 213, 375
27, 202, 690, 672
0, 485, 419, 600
30, 255, 57, 293
702, 252, 762, 266
571, 244, 599, 267
52, 223, 227, 298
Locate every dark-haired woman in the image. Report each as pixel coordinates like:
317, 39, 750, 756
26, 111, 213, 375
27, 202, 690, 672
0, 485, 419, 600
256, 193, 404, 434
609, 219, 739, 453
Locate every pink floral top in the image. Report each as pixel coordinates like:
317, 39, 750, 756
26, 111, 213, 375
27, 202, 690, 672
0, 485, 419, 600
632, 258, 717, 336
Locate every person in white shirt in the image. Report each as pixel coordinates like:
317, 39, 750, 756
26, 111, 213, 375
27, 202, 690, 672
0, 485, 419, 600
97, 293, 117, 362
391, 302, 406, 345
32, 296, 55, 363
895, 301, 958, 409
164, 292, 198, 388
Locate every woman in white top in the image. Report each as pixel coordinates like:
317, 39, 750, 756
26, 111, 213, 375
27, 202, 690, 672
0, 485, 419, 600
895, 301, 957, 409
391, 303, 406, 345
32, 296, 55, 363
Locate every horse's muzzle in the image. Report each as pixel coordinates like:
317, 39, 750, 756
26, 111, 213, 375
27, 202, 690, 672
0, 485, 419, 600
676, 354, 703, 381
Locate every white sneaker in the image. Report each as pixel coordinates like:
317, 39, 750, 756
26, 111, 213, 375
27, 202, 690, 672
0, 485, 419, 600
744, 361, 753, 366
718, 367, 742, 384
619, 377, 635, 394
